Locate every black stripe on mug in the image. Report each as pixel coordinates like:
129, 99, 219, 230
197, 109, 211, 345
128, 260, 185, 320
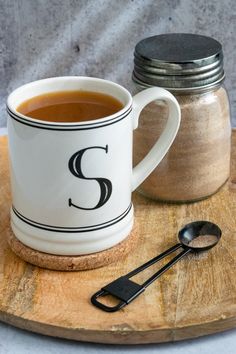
6, 105, 132, 131
12, 203, 132, 233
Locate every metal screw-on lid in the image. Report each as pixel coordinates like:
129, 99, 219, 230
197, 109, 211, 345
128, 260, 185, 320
133, 33, 225, 92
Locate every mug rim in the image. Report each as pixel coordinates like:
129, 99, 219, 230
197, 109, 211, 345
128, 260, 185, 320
7, 76, 133, 129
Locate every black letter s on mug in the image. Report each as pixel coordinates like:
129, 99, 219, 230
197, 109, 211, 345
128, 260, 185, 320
68, 145, 112, 210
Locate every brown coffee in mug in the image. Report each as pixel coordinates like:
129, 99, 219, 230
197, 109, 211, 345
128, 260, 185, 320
17, 91, 123, 123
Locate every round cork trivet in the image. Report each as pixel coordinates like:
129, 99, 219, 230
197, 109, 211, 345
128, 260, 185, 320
6, 226, 138, 271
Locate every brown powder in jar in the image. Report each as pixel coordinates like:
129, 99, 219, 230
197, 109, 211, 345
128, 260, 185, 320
188, 235, 218, 248
133, 87, 231, 202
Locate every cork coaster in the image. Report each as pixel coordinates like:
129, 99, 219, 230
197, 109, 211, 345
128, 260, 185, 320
6, 226, 138, 271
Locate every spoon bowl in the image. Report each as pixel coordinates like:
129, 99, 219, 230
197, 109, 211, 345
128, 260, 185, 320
179, 221, 222, 251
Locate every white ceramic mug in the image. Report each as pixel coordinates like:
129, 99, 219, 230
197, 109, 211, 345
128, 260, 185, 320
7, 76, 180, 255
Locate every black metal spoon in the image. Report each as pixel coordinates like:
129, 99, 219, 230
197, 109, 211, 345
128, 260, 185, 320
91, 220, 221, 312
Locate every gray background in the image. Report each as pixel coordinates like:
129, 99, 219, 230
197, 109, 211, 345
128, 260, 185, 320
1, 0, 236, 127
1, 1, 236, 353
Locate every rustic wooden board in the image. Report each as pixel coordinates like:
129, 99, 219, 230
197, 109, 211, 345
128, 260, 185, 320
0, 133, 236, 344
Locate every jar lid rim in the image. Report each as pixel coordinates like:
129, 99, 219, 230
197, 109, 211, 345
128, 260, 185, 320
132, 72, 225, 93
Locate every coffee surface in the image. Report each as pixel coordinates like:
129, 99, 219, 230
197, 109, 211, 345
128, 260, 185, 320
17, 90, 123, 123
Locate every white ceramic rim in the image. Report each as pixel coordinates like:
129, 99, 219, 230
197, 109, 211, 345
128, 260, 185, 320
7, 76, 133, 127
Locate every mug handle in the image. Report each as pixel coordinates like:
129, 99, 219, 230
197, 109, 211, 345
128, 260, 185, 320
132, 87, 181, 191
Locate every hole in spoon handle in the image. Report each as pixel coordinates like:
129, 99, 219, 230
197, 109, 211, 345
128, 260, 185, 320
142, 248, 191, 288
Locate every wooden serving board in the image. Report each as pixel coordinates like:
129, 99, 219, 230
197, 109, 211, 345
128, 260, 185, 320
0, 133, 236, 344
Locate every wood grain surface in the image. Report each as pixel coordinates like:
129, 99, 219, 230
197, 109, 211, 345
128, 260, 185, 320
0, 133, 236, 344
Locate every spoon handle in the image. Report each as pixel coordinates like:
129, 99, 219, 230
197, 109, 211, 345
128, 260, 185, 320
126, 243, 182, 278
142, 247, 191, 288
91, 244, 190, 312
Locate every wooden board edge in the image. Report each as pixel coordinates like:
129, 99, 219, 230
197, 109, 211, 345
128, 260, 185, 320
0, 311, 236, 344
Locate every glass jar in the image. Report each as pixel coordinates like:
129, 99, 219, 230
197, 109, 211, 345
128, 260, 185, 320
132, 34, 231, 202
